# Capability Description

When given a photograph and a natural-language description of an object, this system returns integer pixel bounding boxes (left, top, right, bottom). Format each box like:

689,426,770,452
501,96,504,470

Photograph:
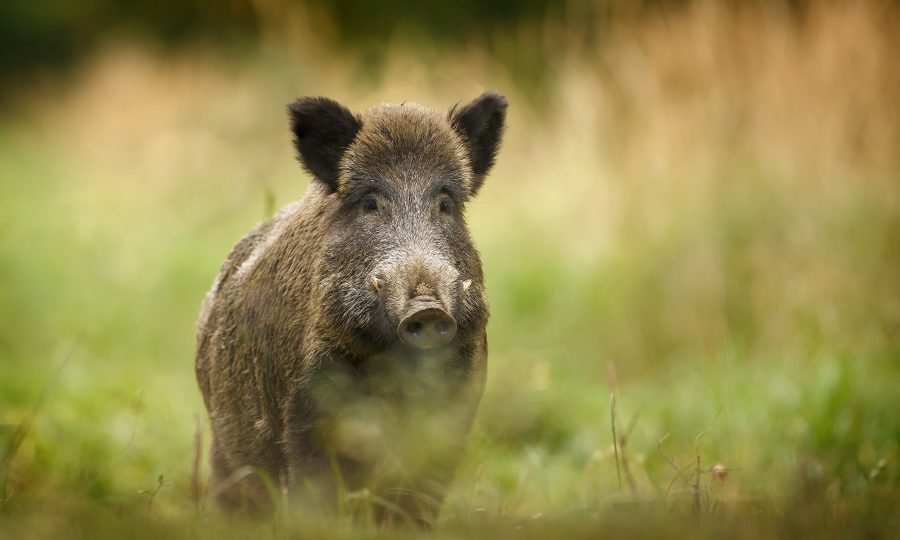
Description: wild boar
195,92,506,524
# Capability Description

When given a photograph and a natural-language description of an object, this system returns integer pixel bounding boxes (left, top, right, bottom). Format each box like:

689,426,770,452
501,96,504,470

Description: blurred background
1,0,898,537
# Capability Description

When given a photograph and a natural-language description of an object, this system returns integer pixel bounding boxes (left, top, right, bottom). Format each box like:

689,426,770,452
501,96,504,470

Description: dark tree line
0,0,825,83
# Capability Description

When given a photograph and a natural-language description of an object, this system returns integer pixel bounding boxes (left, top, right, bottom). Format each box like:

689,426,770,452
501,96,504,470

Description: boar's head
288,92,506,357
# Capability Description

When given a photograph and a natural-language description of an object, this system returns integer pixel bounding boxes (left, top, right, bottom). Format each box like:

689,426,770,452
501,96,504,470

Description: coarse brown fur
195,92,507,524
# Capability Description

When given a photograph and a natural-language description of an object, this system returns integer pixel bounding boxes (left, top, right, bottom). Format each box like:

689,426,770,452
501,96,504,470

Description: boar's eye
361,196,379,214
438,196,454,214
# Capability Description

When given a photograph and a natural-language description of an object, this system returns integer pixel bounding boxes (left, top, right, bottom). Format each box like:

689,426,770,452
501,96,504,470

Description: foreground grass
1,350,896,539
1,1,899,537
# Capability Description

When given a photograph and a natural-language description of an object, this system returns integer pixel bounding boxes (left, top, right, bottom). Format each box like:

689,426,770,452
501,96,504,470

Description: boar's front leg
282,355,372,508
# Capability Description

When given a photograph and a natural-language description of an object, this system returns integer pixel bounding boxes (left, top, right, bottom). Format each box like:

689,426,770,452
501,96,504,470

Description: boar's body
195,94,506,522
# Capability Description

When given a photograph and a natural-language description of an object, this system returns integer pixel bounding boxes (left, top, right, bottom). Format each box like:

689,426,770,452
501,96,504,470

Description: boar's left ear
449,91,508,195
288,97,361,192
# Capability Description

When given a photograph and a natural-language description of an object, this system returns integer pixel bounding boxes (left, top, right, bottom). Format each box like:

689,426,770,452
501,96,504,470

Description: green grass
2,1,899,537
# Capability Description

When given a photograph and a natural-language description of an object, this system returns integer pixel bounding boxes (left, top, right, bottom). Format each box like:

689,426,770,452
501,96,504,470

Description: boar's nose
398,296,457,350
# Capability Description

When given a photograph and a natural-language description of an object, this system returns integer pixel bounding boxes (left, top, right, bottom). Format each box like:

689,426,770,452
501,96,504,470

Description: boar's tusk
461,279,472,293
370,275,384,292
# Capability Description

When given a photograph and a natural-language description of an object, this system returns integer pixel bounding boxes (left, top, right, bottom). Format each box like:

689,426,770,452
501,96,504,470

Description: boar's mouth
397,296,457,350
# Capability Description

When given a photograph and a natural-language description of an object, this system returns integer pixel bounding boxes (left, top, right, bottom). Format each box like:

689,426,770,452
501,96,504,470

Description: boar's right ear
449,91,508,195
288,97,361,192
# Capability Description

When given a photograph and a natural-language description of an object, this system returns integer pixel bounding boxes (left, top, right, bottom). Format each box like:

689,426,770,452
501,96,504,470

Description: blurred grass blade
1,345,76,509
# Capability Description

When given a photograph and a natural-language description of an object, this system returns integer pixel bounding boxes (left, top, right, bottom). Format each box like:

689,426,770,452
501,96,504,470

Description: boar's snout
398,296,457,350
